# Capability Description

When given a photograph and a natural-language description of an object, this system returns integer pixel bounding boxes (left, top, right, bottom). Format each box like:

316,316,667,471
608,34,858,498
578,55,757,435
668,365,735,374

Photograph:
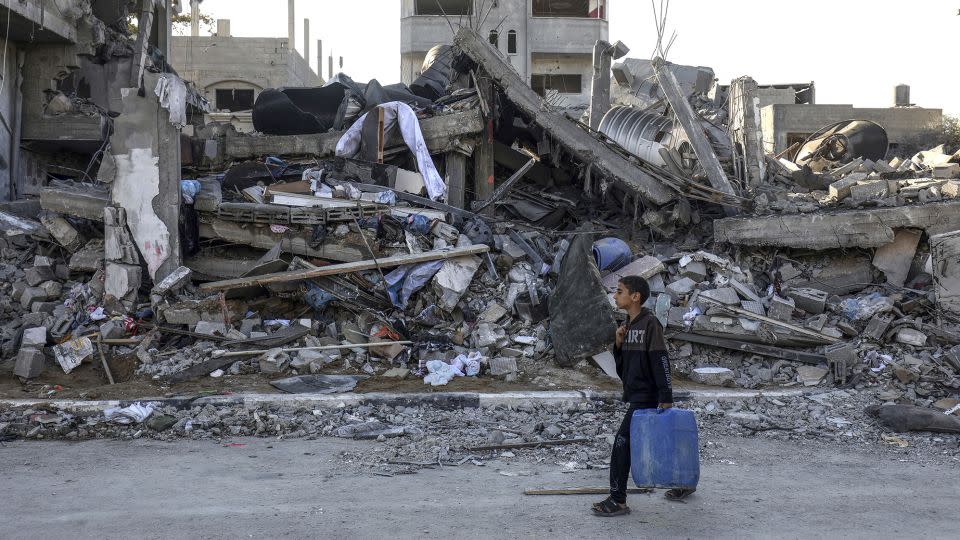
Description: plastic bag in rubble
423,359,464,386
841,293,893,321
403,214,433,236
683,306,702,328
180,179,201,204
450,351,484,377
376,190,397,205
385,260,444,308
104,402,155,424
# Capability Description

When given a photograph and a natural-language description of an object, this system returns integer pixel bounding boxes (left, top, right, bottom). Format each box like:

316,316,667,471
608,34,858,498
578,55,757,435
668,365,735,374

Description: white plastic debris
103,402,155,424
423,359,464,386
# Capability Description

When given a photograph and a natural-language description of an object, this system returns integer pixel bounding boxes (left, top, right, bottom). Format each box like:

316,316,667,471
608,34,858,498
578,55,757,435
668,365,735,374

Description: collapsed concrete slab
225,109,484,161
453,29,674,206
715,201,960,249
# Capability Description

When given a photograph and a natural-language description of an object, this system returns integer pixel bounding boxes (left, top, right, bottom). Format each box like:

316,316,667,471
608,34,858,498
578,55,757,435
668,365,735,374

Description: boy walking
592,276,691,516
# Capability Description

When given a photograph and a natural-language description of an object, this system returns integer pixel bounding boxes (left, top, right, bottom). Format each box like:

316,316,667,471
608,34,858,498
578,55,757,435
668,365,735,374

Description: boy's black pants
610,402,657,504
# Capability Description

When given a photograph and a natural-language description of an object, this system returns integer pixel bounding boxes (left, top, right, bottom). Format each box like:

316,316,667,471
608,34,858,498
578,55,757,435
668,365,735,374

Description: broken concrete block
864,313,894,341
151,266,192,296
824,341,857,383
161,306,202,326
382,367,410,379
768,295,795,321
104,262,142,306
14,348,45,379
930,230,960,315
12,281,26,302
796,365,828,386
933,163,960,179
699,287,739,306
24,266,55,287
39,280,62,299
98,320,126,340
69,239,105,272
31,302,57,314
666,277,697,298
488,357,519,376
729,278,761,302
787,288,828,315
259,349,289,374
690,366,734,386
850,180,889,202
805,314,828,331
680,261,708,282
829,172,868,200
39,213,85,252
21,312,46,327
601,256,666,291
20,287,49,309
872,228,921,287
895,328,927,347
481,302,509,323
21,327,48,348
194,321,228,336
893,365,919,384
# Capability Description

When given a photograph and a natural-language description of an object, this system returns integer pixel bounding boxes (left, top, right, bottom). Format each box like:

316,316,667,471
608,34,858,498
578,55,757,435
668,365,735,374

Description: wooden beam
445,152,468,210
199,245,490,292
471,158,536,213
454,28,674,206
653,58,738,213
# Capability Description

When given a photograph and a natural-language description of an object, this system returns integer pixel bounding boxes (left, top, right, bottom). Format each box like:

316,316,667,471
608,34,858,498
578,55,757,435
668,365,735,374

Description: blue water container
629,408,700,490
592,237,632,272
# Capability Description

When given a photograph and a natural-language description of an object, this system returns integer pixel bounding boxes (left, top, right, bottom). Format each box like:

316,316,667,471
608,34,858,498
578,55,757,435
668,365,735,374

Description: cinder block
850,180,889,202
21,327,48,348
24,266,55,287
787,287,829,314
20,287,49,309
14,348,45,379
768,295,795,321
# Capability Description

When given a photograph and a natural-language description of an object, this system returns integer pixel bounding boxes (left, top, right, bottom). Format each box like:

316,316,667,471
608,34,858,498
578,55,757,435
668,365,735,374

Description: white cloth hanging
335,101,447,201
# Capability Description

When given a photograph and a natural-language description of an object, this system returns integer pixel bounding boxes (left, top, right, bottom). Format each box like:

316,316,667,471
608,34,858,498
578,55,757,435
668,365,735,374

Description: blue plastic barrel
593,237,632,272
630,408,700,490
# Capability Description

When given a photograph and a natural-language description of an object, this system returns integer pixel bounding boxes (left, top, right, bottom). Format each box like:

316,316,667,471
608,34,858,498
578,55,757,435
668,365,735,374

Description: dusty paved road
1,435,956,539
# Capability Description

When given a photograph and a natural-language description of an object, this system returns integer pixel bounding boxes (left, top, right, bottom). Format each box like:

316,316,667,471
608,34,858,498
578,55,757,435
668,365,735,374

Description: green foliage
172,11,217,35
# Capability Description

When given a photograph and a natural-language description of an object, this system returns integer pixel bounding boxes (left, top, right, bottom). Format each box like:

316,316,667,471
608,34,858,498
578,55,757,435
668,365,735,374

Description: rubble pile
1,395,956,470
0,21,958,457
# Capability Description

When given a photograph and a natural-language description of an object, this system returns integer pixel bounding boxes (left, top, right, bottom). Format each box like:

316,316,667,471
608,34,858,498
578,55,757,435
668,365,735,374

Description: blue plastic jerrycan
629,408,700,490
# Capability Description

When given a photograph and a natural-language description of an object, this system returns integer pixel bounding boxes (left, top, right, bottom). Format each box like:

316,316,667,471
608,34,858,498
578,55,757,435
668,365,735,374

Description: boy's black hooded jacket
613,308,673,405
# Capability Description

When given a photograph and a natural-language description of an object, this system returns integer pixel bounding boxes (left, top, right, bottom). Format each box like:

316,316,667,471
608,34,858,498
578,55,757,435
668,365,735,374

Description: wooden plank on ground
199,245,489,292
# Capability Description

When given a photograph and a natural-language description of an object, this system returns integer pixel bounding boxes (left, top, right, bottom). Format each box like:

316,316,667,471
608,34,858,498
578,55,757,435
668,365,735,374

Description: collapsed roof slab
453,28,674,206
714,201,960,250
225,109,484,160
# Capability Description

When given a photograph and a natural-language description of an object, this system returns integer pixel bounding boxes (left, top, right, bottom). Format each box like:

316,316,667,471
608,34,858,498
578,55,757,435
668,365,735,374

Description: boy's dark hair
619,275,650,303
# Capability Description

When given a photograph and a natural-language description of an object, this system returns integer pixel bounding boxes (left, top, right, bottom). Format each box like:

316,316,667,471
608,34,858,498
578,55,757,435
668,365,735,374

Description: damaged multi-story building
2,0,202,295
170,0,322,132
401,0,608,108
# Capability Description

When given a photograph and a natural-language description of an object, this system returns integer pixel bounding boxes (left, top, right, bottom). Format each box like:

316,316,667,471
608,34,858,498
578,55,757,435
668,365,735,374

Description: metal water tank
597,106,674,166
894,84,911,107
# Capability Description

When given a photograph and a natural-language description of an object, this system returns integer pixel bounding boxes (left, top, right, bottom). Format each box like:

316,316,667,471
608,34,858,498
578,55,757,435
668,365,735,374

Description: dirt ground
0,354,626,400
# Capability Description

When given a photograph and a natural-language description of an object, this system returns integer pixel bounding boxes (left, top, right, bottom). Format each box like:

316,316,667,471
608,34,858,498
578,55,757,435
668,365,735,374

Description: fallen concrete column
726,76,766,189
454,29,674,206
40,187,110,222
715,201,960,249
225,109,484,161
102,71,182,282
653,57,738,211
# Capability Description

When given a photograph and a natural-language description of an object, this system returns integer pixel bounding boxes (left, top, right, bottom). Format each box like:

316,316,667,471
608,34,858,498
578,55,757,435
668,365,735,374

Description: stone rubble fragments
0,12,951,473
